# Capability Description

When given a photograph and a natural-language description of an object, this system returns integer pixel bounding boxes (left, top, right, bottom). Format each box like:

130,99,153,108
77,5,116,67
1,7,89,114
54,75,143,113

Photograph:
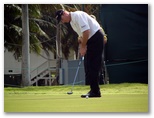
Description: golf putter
67,56,84,95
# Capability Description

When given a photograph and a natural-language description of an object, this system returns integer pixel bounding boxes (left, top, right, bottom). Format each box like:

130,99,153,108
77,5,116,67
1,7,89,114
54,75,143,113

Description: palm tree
4,4,71,85
4,4,46,59
22,4,30,86
5,4,101,60
4,4,101,85
4,4,56,86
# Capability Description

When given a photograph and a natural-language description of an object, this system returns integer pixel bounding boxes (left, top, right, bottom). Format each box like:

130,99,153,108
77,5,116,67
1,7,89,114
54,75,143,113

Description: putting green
4,83,148,112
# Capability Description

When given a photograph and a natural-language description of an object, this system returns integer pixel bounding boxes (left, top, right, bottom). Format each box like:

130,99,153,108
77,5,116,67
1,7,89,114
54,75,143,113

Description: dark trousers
84,30,104,93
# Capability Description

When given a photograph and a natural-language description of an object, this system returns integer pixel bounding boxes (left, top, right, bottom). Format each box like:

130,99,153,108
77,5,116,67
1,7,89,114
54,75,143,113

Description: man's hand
78,36,86,56
78,37,87,56
78,30,89,56
79,46,87,57
104,35,107,44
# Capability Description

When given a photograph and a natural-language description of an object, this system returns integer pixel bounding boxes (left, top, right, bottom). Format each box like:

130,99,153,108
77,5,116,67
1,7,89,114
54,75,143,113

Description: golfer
55,9,104,98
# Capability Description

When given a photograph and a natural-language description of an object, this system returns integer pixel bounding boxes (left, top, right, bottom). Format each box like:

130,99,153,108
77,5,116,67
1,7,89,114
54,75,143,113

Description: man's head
55,9,70,23
55,9,64,23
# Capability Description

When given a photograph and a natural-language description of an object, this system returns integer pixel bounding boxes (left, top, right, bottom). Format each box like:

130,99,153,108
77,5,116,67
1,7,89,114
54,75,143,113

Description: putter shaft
67,57,84,94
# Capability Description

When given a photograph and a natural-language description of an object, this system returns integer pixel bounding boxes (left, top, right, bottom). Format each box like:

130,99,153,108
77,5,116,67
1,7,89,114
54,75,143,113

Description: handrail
30,60,56,80
30,61,48,79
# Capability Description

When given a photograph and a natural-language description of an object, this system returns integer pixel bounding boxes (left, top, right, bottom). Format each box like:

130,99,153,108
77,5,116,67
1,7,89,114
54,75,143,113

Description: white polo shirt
70,11,101,39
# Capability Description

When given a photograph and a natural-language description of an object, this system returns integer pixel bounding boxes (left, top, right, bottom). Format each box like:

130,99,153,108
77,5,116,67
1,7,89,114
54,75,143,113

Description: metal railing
30,60,56,85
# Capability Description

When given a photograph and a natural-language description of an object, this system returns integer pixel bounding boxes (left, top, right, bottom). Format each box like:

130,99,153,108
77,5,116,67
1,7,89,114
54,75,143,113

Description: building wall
4,49,76,75
4,48,77,86
4,49,55,74
4,50,21,74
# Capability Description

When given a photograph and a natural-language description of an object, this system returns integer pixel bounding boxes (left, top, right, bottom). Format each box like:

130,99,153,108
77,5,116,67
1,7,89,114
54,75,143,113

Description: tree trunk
55,23,62,85
21,4,30,86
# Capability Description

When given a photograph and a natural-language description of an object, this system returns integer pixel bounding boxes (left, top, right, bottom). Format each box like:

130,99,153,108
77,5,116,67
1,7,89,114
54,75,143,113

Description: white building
4,49,77,86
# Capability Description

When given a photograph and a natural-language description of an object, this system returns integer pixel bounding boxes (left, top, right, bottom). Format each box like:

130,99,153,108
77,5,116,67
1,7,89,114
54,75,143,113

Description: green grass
4,83,148,112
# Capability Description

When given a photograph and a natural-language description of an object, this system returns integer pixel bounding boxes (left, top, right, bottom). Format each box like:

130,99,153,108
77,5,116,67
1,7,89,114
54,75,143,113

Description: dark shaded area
100,4,148,83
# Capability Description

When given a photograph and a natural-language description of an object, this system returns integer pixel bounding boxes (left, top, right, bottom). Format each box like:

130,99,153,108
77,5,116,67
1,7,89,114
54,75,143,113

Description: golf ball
86,96,89,99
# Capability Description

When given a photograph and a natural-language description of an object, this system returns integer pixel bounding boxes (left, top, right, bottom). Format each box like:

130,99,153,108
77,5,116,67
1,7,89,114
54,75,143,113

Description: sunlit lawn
4,83,148,112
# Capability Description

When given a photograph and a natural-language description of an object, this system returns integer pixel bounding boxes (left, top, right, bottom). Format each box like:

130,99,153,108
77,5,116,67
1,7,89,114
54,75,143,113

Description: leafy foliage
4,4,101,60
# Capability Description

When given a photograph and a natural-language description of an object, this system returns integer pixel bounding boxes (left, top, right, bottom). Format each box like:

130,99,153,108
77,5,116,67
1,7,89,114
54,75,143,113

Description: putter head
67,91,73,95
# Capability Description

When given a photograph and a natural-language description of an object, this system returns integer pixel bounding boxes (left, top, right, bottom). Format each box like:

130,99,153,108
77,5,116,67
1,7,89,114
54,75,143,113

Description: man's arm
81,30,90,47
79,30,90,56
